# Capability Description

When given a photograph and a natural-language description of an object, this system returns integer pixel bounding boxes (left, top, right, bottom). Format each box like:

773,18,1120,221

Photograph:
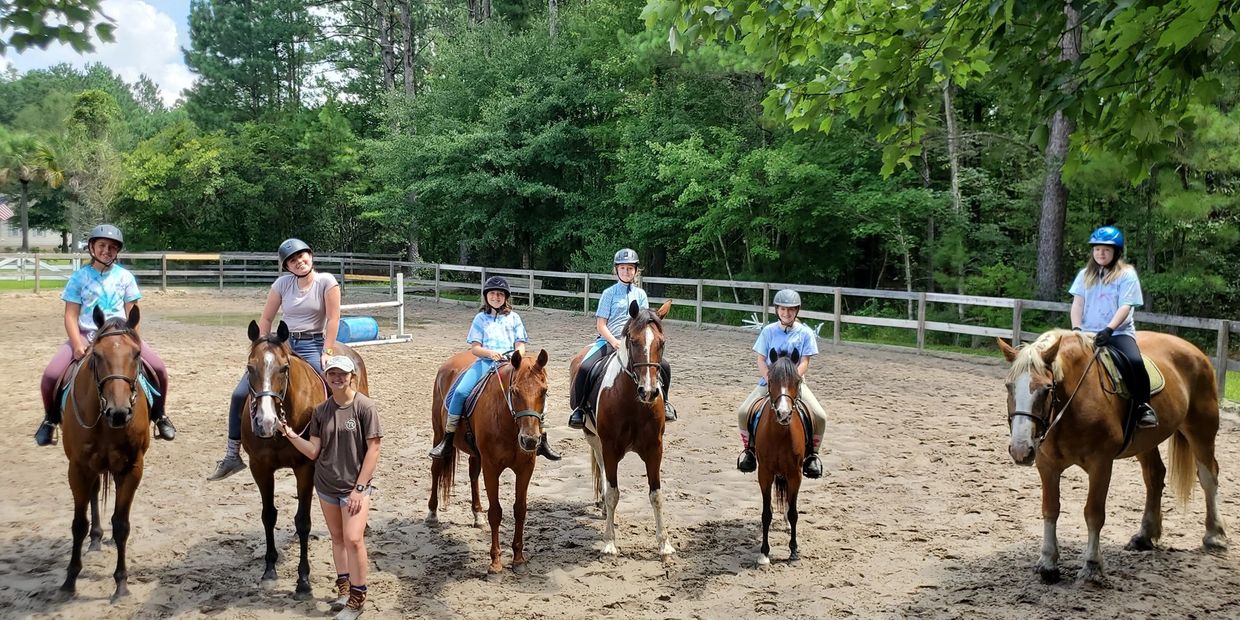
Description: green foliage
0,0,113,55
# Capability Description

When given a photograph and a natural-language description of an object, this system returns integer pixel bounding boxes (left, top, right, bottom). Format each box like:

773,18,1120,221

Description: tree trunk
943,80,962,215
19,180,30,253
400,0,415,97
483,0,492,19
1034,3,1081,300
549,0,558,37
377,0,395,91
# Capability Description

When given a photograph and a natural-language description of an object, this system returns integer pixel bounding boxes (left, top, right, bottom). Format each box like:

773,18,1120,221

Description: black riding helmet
278,238,312,271
482,275,511,296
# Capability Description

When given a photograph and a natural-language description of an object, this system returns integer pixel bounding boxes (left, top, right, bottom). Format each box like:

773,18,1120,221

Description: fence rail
3,252,1237,400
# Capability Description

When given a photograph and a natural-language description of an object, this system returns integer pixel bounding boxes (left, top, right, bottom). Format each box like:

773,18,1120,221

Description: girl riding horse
35,224,175,446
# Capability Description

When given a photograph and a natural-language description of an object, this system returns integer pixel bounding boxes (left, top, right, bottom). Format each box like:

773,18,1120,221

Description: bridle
1009,349,1100,442
494,359,545,423
75,325,141,429
247,345,302,436
619,321,664,390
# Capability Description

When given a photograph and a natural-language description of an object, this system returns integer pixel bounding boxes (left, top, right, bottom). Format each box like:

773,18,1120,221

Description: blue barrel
337,316,379,343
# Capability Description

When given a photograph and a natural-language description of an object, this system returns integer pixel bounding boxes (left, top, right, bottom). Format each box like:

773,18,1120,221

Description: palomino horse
427,349,550,575
751,348,808,565
569,299,675,559
59,306,151,602
998,329,1227,585
240,320,368,595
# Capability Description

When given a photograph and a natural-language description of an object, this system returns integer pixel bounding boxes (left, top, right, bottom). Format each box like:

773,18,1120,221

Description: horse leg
109,466,143,603
255,470,280,585
484,464,504,575
758,473,772,567
644,450,674,559
1126,448,1165,551
470,454,485,529
427,455,441,523
584,435,605,511
293,463,314,598
787,478,801,562
88,475,103,552
1181,422,1229,550
601,451,621,556
1035,462,1063,584
59,464,91,597
1078,461,1113,587
511,464,533,574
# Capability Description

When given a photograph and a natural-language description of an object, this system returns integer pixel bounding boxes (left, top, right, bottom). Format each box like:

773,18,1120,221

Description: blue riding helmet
1088,226,1124,250
613,248,639,265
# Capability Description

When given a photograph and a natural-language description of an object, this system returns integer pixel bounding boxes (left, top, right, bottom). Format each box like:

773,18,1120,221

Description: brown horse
240,320,368,595
998,329,1227,585
752,348,808,565
569,299,675,559
427,349,550,575
59,306,151,602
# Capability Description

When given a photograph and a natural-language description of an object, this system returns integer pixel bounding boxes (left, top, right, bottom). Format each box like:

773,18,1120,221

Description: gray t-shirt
308,393,383,496
272,272,339,333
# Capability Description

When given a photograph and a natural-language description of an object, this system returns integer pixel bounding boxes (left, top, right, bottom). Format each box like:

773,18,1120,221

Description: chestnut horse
427,349,550,575
58,306,152,602
569,299,675,559
240,320,368,595
998,329,1227,585
751,348,808,566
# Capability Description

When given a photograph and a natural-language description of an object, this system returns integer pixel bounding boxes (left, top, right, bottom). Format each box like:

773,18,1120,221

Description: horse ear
276,321,290,343
536,348,549,369
629,299,639,318
996,337,1019,362
92,305,105,330
1039,338,1062,365
790,347,800,365
768,348,778,365
248,320,260,342
655,299,672,319
127,305,141,329
510,350,523,368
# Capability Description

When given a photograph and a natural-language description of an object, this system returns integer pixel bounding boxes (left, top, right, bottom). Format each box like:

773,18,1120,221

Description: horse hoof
511,561,528,575
757,554,770,567
473,513,485,529
602,542,618,556
88,539,102,553
788,552,800,563
1077,562,1109,588
1037,566,1060,584
259,578,279,592
110,587,130,604
485,568,503,582
293,589,313,601
1125,535,1155,552
1204,534,1229,552
425,511,439,525
54,587,75,602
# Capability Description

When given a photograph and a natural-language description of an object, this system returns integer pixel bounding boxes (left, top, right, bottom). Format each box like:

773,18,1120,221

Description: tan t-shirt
308,393,383,496
271,272,339,333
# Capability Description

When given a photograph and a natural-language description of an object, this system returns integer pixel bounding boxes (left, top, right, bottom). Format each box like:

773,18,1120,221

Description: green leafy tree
0,0,114,54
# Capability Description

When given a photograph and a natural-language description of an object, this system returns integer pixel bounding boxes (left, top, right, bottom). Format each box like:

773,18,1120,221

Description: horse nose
107,407,132,428
519,434,539,452
1008,443,1035,465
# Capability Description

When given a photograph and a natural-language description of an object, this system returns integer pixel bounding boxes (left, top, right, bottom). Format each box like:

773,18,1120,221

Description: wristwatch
325,348,335,356
355,484,368,493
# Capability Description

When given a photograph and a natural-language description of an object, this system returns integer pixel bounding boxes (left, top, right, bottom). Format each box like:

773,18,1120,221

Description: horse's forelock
1007,329,1092,383
768,354,799,388
625,308,663,339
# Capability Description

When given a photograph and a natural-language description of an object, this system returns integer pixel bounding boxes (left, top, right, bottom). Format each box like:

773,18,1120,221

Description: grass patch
0,279,66,290
1227,371,1239,404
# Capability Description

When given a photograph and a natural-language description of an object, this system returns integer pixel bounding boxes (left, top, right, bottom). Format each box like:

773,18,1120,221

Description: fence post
389,262,395,296
762,283,770,325
833,289,842,346
339,257,346,295
218,256,224,290
479,267,487,304
396,272,406,338
1217,322,1230,402
1011,299,1023,345
434,264,441,301
529,271,535,309
695,279,703,326
33,256,40,293
916,292,927,353
161,254,168,292
583,274,590,313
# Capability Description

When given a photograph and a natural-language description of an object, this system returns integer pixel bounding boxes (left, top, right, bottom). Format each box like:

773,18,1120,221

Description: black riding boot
802,452,823,479
152,408,177,440
536,433,561,461
737,448,756,473
34,418,57,446
568,407,586,430
429,431,455,460
1136,403,1158,429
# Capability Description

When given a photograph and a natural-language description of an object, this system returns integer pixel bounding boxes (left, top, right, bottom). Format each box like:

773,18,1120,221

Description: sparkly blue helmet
1088,226,1124,251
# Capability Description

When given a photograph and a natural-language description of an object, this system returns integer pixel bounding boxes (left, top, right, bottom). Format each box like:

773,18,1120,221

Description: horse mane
624,306,664,337
768,352,799,387
1007,328,1094,382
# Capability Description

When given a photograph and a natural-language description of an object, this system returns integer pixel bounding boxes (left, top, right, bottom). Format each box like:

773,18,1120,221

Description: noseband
1009,349,1100,442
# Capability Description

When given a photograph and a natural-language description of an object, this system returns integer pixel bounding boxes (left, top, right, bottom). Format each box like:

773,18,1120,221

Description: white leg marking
650,489,675,556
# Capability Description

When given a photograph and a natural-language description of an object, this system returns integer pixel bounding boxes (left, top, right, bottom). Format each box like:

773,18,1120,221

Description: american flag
0,198,12,221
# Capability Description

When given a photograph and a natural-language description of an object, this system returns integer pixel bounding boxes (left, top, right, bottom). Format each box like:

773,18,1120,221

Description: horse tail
439,446,458,505
100,472,111,515
774,476,788,516
1168,430,1196,509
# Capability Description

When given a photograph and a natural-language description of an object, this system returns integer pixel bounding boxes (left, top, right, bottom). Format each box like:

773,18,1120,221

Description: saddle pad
1100,351,1166,398
460,364,503,419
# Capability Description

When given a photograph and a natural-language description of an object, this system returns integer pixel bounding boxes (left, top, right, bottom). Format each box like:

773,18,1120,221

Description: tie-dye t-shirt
62,263,142,341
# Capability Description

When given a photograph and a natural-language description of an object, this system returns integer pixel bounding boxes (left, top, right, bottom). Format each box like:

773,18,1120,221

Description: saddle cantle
1099,350,1165,398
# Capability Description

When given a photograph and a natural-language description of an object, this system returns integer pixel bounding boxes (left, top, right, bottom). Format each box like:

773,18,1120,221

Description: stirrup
737,448,756,473
567,408,586,430
802,453,823,479
1137,405,1158,429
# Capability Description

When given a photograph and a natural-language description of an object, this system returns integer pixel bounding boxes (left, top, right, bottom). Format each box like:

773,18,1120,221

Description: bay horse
998,329,1227,585
240,320,368,595
59,306,151,602
569,299,675,559
751,348,808,566
427,349,550,575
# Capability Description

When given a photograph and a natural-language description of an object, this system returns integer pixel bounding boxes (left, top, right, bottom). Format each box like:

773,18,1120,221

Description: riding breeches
1107,334,1152,406
735,382,827,439
447,358,496,419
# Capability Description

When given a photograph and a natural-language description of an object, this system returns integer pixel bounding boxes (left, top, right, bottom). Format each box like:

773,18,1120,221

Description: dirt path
1,288,1237,619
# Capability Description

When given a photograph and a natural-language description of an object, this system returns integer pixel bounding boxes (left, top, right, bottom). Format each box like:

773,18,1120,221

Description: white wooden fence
3,252,1237,400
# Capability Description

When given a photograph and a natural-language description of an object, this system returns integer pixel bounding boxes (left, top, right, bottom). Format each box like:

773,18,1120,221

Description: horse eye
281,365,290,373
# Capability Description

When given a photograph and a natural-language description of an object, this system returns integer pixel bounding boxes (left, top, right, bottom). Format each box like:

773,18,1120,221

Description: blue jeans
228,336,324,441
446,358,496,419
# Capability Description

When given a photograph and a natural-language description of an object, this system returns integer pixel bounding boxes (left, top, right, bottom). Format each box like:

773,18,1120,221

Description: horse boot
737,448,757,473
802,452,823,479
429,431,455,460
1136,403,1158,429
536,433,561,461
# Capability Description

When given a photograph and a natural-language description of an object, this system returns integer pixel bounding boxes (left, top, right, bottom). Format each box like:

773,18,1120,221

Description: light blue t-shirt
753,321,819,386
467,311,529,352
62,263,142,341
1068,267,1143,336
595,281,648,342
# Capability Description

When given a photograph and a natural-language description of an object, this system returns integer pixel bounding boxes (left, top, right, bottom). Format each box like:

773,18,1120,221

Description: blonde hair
1082,257,1131,288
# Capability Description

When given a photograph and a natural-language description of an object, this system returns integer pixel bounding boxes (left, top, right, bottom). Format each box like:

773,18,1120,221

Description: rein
1010,348,1101,441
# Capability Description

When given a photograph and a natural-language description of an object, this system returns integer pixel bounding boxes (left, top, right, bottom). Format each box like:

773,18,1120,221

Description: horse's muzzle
1008,443,1037,466
518,433,539,453
105,407,132,429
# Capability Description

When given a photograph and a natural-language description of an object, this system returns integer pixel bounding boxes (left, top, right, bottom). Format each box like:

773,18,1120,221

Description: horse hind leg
758,476,773,567
427,456,442,524
88,475,104,552
470,455,485,529
1126,448,1166,551
1177,418,1229,550
601,454,620,556
109,468,144,603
